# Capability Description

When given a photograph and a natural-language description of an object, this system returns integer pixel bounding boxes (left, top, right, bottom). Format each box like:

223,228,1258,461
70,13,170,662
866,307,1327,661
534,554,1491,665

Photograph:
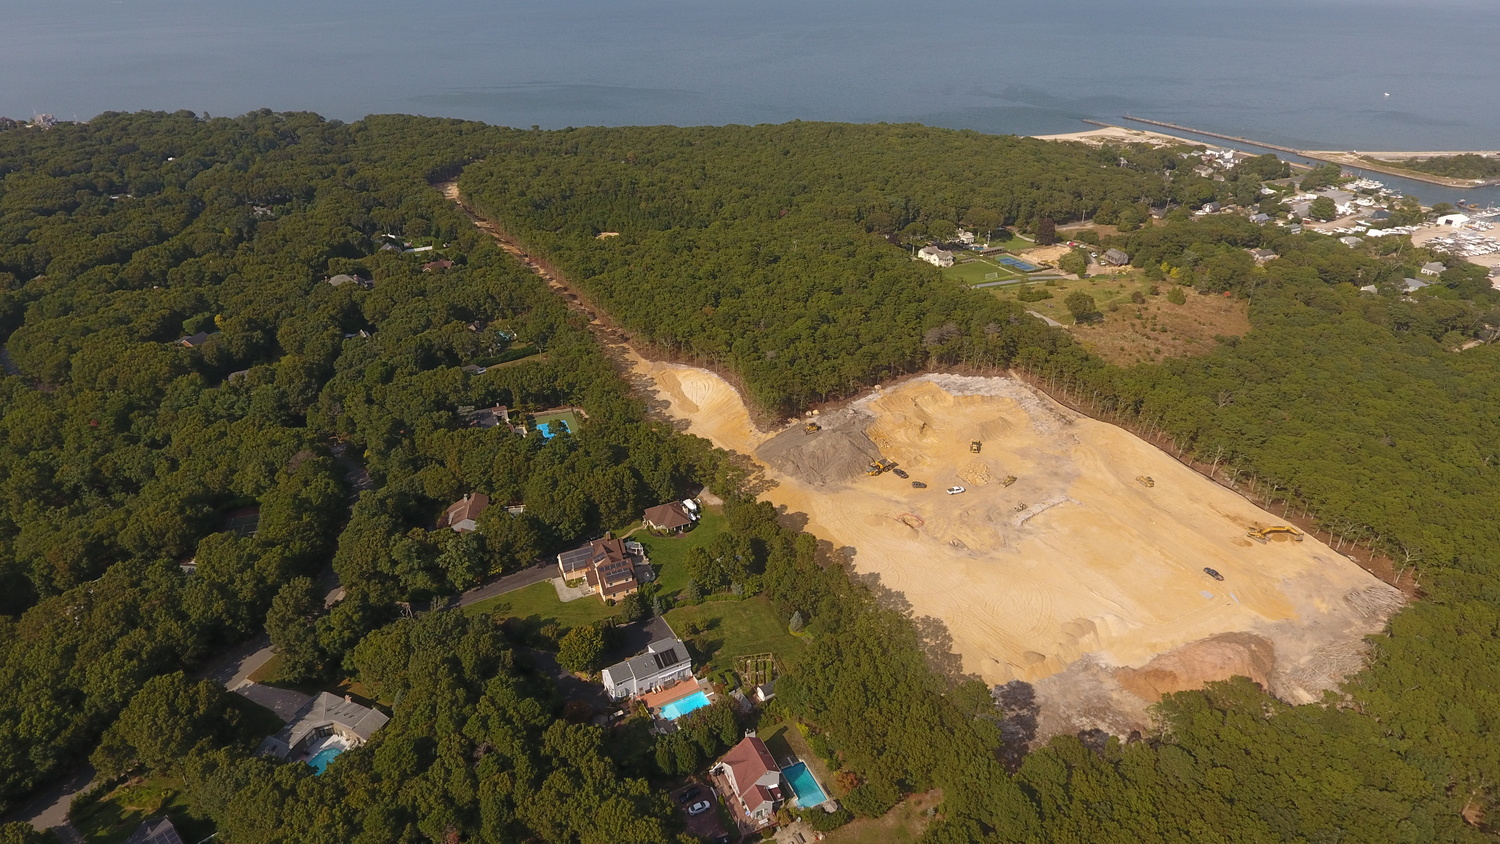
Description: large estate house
714,734,784,827
917,245,954,268
601,638,694,699
557,536,649,599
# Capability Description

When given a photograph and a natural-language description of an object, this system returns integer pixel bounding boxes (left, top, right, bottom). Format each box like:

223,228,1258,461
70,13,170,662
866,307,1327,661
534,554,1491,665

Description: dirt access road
441,182,1404,734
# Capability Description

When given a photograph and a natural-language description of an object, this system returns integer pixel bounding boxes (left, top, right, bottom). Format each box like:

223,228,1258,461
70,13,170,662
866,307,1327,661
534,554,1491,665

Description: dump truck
1247,525,1304,544
866,459,897,476
1136,475,1155,488
804,422,821,434
970,441,982,453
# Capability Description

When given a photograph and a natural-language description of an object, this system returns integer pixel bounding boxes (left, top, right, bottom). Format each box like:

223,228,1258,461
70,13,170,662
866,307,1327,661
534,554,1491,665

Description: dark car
676,786,701,805
911,481,927,488
688,800,713,816
711,837,732,844
893,468,909,479
1203,567,1224,581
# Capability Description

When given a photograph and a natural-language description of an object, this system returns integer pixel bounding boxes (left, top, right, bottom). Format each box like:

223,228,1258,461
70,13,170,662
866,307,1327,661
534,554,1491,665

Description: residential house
1101,248,1130,267
1193,165,1215,179
1339,236,1364,248
1248,212,1271,224
601,638,693,699
557,536,647,599
715,735,784,827
444,493,490,532
177,330,217,348
124,818,184,844
1247,248,1278,265
1200,201,1221,214
1367,209,1393,222
643,500,697,534
1420,261,1446,277
1287,223,1304,234
955,230,976,245
917,245,954,268
1402,278,1432,293
422,259,454,272
326,273,371,288
259,692,389,761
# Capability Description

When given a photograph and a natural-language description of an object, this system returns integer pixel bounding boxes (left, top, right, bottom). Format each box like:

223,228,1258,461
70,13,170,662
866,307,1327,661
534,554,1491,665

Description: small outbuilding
1101,248,1130,267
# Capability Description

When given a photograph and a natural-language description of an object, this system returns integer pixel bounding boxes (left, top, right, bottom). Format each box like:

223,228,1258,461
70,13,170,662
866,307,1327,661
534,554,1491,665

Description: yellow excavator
804,422,821,434
1136,475,1155,488
1247,525,1304,544
970,441,983,453
866,459,897,476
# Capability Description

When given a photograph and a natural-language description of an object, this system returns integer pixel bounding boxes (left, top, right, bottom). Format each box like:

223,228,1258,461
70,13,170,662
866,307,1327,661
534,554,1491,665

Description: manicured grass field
531,409,584,436
462,579,621,637
941,256,1026,286
634,507,727,600
991,273,1143,322
665,596,805,674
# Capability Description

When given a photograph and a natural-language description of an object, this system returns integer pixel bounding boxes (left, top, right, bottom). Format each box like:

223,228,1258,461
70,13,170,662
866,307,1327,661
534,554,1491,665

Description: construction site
630,359,1405,738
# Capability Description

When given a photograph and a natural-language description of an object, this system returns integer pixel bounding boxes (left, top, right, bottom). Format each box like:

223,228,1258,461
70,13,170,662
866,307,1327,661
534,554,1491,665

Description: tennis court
996,255,1044,272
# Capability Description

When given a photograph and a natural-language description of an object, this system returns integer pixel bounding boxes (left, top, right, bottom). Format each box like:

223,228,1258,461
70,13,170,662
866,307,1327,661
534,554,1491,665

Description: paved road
455,563,556,608
1027,309,1066,327
2,765,94,835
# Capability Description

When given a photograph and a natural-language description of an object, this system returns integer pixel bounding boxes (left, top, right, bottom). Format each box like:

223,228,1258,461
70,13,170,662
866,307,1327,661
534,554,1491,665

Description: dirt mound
757,413,881,486
1114,632,1276,701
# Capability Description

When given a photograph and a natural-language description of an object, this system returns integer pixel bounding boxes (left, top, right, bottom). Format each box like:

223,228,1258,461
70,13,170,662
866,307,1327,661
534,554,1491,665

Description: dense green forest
1382,153,1500,181
1,113,1498,844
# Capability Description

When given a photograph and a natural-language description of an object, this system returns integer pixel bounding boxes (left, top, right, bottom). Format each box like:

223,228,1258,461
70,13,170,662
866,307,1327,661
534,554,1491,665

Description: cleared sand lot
630,357,1404,729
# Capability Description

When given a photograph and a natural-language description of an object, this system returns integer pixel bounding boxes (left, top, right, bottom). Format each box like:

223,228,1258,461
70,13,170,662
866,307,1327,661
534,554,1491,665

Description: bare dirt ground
442,181,1403,739
627,365,1403,736
1031,126,1188,148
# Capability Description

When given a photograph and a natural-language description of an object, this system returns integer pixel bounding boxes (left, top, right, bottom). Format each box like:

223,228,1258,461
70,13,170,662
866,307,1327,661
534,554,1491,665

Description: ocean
4,0,1499,201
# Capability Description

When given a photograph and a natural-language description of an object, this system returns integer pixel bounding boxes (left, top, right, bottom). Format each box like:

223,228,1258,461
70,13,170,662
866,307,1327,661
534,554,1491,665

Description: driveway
455,562,556,608
672,783,729,842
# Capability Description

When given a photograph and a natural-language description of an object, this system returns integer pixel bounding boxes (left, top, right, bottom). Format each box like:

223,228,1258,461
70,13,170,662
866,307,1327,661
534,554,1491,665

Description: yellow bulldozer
1000,475,1017,487
970,441,982,453
804,422,821,434
866,459,897,476
1247,525,1304,544
1136,475,1155,488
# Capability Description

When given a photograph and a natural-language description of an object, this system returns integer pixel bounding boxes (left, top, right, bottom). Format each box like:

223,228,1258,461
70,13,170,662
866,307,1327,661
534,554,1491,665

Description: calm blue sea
4,0,1498,201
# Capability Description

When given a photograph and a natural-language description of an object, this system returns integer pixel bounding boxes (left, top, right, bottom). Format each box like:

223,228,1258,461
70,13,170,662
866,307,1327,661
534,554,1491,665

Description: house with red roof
713,734,784,827
556,536,648,600
444,493,490,533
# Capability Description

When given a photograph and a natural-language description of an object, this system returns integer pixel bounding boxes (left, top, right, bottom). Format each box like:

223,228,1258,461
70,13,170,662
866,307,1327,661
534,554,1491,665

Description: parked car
688,800,713,816
911,481,927,488
946,486,966,495
677,786,702,805
892,467,909,479
1203,567,1224,581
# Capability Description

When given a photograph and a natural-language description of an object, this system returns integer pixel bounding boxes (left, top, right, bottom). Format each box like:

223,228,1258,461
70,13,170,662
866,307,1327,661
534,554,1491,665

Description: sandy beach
1031,125,1190,148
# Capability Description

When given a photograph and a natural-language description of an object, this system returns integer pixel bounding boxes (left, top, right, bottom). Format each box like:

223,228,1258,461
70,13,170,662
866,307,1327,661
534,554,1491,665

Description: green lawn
665,596,805,675
940,255,1025,286
634,506,727,601
71,777,215,844
531,409,585,437
461,578,621,639
992,273,1145,322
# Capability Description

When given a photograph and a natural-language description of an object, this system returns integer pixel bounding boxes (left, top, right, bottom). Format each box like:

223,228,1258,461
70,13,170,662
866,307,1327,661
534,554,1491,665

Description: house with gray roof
602,638,694,699
1101,248,1130,267
1420,261,1446,277
124,818,183,844
260,692,388,760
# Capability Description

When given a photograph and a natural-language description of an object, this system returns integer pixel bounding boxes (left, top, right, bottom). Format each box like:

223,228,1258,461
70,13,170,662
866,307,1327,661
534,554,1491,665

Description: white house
1420,262,1446,277
917,245,954,268
956,230,976,245
601,638,693,699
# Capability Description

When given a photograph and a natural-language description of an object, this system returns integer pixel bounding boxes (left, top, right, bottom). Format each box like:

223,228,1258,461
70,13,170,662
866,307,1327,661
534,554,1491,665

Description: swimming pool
658,690,712,720
307,746,344,775
537,420,571,439
783,761,828,807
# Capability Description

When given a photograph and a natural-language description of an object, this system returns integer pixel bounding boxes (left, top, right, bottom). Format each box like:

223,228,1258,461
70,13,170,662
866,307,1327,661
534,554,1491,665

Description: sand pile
757,411,881,486
1114,632,1277,700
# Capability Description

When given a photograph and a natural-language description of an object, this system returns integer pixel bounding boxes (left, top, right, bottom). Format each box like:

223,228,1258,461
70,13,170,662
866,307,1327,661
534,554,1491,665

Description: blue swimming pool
658,690,711,720
537,420,571,439
307,747,344,775
783,761,828,807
